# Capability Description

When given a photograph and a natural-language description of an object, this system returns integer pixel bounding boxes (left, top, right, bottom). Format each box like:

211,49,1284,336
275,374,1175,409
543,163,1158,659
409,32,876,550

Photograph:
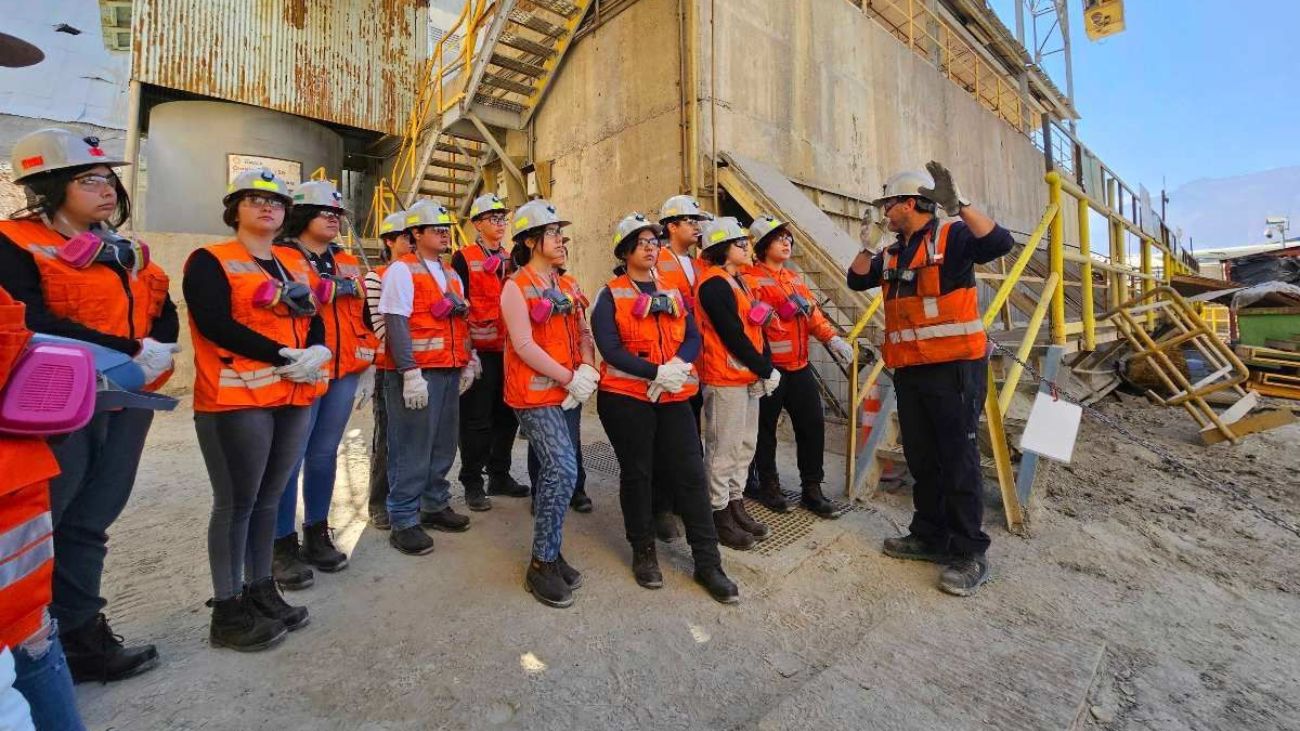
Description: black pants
893,358,991,557
458,350,519,486
650,391,703,516
747,365,825,488
597,391,721,569
368,368,390,511
528,405,586,494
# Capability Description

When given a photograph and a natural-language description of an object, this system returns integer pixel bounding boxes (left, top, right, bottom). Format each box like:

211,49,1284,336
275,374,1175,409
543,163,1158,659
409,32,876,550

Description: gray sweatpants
702,384,760,510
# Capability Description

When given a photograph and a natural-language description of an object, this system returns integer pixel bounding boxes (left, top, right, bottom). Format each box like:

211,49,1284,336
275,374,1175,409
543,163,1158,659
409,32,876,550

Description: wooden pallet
1249,378,1300,401
1236,344,1300,370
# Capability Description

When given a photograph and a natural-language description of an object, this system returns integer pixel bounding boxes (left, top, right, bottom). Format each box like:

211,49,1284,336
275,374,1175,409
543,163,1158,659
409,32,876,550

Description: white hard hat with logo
10,128,128,183
379,211,410,237
224,168,292,205
404,199,454,229
612,212,660,255
511,199,570,241
871,169,936,207
293,180,348,214
748,214,789,244
469,193,510,220
701,216,749,253
658,194,708,224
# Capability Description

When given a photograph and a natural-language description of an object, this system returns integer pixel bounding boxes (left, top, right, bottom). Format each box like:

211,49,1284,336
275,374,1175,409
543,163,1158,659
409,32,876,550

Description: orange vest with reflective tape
598,274,699,403
743,262,838,371
396,253,471,370
503,266,584,409
286,245,378,379
694,266,764,387
461,242,508,352
655,246,701,313
0,218,173,391
881,222,986,368
187,242,326,413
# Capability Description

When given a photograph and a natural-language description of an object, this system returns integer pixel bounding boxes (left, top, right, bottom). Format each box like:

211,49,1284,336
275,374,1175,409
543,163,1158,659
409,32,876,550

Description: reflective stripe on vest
0,512,53,589
463,242,507,351
886,318,984,344
398,254,471,369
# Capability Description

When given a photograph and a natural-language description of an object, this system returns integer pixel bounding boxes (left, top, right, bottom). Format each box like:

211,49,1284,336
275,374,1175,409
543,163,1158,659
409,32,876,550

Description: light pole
1265,217,1290,249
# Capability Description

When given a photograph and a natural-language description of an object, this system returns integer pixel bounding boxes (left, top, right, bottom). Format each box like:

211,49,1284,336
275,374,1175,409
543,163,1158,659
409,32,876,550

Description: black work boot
525,557,574,608
60,613,159,684
464,484,492,512
570,489,593,513
654,512,681,542
693,565,740,604
389,525,435,555
243,577,309,631
368,503,390,530
207,596,287,653
939,555,991,597
419,506,471,532
488,473,530,498
301,521,349,572
745,472,789,513
800,482,846,519
632,544,664,589
882,534,950,563
729,499,770,540
272,533,315,590
712,508,756,551
556,553,583,590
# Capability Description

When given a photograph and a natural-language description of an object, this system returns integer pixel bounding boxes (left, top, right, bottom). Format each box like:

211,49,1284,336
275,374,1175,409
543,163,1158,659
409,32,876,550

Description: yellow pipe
1140,238,1153,329
1078,196,1095,351
982,202,1058,327
1045,172,1066,344
998,272,1059,415
846,292,884,342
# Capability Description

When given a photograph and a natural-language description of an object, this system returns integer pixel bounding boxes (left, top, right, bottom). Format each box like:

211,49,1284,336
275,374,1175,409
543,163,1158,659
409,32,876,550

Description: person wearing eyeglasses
449,195,528,512
741,216,855,519
265,181,379,590
0,128,178,683
591,214,737,602
184,169,327,651
694,217,778,552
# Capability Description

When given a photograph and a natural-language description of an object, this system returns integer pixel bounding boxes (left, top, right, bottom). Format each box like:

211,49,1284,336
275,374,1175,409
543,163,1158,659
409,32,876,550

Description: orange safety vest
279,244,378,379
369,264,395,371
694,266,765,387
0,288,61,651
395,253,472,370
598,273,699,403
654,246,701,312
461,241,509,352
744,262,837,372
187,241,326,413
503,266,585,409
0,218,173,391
881,222,986,369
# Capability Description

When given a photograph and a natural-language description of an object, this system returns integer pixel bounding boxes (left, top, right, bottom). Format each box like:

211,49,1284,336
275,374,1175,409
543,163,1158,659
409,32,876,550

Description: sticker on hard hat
405,214,420,225
437,214,451,223
515,217,529,230
20,155,44,170
710,229,727,242
381,223,395,232
252,180,279,191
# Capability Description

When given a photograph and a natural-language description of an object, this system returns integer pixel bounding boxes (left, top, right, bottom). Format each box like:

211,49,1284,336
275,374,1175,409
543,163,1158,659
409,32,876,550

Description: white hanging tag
1019,390,1082,463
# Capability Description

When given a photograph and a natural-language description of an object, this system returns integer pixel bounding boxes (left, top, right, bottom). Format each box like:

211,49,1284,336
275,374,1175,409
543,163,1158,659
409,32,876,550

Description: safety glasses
71,173,119,192
241,195,287,210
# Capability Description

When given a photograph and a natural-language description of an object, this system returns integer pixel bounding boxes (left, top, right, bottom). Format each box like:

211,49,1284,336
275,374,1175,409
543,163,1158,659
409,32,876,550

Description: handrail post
1106,177,1122,310
1078,196,1095,350
1140,237,1153,330
1046,172,1066,344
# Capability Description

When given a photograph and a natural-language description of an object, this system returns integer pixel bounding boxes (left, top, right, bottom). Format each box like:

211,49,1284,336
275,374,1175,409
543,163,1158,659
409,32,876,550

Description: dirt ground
73,394,1300,730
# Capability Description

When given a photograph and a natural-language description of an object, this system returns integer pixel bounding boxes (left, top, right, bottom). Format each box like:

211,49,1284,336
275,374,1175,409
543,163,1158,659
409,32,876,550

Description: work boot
800,482,846,519
525,557,575,608
939,555,990,597
243,577,309,631
271,533,315,590
729,499,770,540
556,553,583,590
389,525,435,555
693,565,740,604
654,511,681,543
745,472,788,513
488,473,530,498
420,506,471,532
712,508,756,551
465,484,492,512
301,521,349,572
207,596,286,653
570,488,593,513
882,534,950,563
60,613,159,684
368,503,390,530
632,544,664,589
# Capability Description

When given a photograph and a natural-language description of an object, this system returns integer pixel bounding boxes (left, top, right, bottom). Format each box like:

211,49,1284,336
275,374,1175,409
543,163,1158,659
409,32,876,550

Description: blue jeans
276,373,360,537
515,406,578,561
528,406,585,494
383,369,459,530
11,627,86,731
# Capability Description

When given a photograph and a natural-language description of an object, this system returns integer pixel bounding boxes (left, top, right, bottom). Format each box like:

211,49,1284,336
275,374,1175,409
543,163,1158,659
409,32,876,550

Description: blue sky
987,0,1300,192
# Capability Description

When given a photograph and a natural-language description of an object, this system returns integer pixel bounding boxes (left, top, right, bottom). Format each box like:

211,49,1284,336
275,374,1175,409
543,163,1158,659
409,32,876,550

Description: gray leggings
195,406,313,600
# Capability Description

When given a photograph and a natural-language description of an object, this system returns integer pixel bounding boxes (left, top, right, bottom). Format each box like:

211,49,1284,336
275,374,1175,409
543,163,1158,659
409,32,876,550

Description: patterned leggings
515,405,578,561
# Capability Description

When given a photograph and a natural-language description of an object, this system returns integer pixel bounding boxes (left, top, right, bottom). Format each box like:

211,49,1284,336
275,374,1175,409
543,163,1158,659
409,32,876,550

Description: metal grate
743,491,863,556
581,440,621,477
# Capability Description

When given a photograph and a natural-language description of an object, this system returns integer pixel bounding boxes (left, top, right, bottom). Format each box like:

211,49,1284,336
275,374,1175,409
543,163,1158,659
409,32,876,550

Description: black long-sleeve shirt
698,273,773,379
450,240,508,301
182,248,324,366
847,219,1015,294
0,232,180,355
590,279,702,379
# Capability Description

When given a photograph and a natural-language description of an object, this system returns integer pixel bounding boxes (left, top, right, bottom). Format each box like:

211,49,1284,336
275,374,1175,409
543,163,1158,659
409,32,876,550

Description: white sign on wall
226,154,302,190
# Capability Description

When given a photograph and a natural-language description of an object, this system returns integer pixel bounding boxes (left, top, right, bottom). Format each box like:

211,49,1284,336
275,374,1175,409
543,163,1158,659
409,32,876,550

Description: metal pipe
1046,172,1066,344
1078,195,1095,350
122,79,143,223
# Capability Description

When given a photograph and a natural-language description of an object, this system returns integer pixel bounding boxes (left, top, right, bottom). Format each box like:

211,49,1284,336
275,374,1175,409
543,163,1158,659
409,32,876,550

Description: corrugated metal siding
133,0,425,135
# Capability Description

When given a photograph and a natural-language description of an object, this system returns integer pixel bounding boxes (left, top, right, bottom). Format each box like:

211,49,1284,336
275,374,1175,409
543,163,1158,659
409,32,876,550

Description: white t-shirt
677,253,697,285
378,258,457,317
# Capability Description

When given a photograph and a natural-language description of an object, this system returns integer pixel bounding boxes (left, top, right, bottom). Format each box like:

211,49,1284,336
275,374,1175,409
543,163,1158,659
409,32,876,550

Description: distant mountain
1168,166,1300,250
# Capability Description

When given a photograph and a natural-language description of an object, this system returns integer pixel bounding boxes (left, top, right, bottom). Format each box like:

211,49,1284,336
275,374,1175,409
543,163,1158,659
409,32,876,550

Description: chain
984,338,1300,539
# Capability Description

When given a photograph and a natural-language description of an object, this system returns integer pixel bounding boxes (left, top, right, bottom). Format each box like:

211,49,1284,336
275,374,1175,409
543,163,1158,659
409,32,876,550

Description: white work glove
653,357,692,394
860,206,888,253
918,160,970,217
468,350,483,380
762,368,782,397
274,344,331,383
402,368,429,410
646,382,665,403
458,365,476,395
563,363,599,409
134,338,179,372
353,366,376,410
826,336,854,363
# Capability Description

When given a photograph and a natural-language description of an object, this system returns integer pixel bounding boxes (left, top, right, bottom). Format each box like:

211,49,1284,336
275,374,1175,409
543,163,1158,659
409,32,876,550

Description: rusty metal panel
133,0,425,135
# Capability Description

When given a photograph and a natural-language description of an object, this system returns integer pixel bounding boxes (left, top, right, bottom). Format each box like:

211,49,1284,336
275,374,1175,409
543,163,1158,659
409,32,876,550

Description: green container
1236,307,1300,347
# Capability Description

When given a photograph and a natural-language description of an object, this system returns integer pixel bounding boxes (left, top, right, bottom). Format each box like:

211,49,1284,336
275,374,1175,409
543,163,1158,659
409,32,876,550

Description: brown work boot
730,499,770,540
712,508,756,551
746,472,789,513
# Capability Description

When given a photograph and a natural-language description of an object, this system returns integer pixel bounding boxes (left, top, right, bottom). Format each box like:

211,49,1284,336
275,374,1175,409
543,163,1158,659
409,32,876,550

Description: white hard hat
748,214,788,244
701,216,749,252
379,211,410,237
404,199,454,229
871,169,936,207
292,180,348,213
224,168,292,205
512,199,570,240
469,193,510,220
612,212,660,253
10,128,128,183
658,194,708,223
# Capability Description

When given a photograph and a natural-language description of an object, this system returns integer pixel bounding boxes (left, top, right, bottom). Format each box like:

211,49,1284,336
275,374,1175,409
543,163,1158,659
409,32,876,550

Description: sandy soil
72,395,1300,730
